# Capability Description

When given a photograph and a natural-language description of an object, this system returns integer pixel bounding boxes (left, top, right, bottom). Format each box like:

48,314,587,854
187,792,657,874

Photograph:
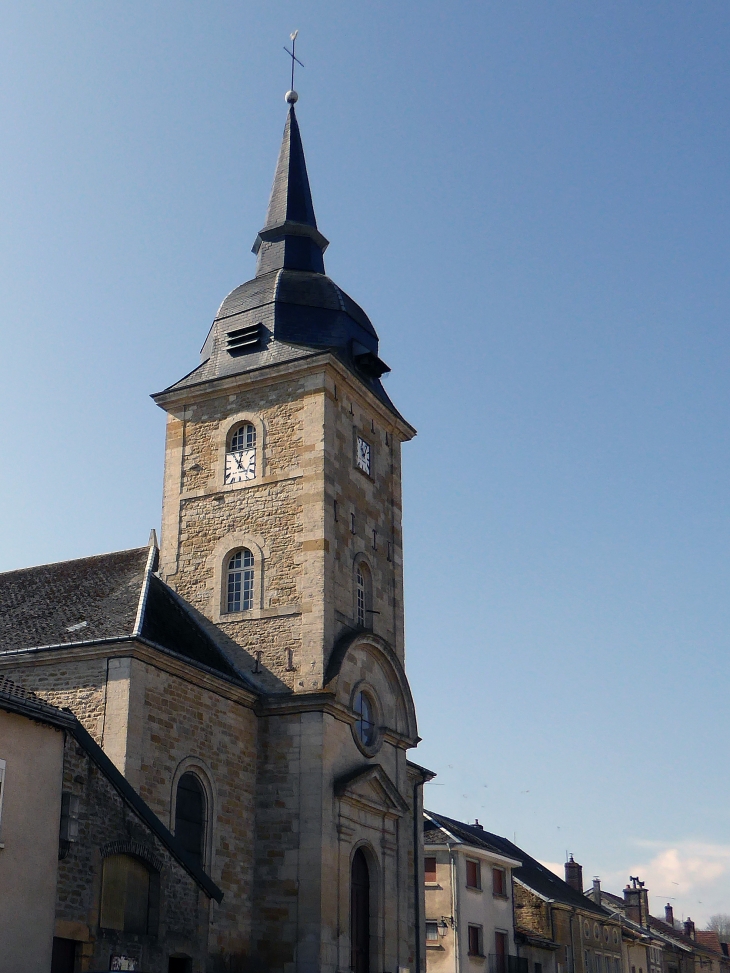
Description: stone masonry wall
57,732,209,973
514,882,551,937
0,656,108,741
126,659,258,960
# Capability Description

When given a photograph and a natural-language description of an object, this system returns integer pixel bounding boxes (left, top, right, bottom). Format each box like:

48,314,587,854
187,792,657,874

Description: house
0,674,220,973
424,814,622,973
0,90,431,973
594,879,730,973
423,812,522,973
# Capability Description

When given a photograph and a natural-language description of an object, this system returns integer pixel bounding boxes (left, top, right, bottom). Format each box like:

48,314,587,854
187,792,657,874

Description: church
0,91,431,973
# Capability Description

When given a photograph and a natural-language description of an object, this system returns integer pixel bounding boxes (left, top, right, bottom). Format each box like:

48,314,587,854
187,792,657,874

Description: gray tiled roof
0,543,242,682
0,546,148,650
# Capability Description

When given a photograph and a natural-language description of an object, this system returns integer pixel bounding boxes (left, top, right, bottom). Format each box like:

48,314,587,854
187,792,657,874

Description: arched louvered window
355,562,372,629
227,549,254,613
175,773,205,868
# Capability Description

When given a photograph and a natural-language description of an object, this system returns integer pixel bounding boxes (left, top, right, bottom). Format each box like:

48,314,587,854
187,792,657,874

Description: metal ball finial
285,90,299,104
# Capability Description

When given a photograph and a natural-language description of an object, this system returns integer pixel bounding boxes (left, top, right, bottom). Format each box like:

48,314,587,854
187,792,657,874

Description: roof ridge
0,544,148,579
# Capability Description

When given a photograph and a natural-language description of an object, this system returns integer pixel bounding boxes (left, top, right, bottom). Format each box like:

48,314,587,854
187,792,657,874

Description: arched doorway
350,849,370,973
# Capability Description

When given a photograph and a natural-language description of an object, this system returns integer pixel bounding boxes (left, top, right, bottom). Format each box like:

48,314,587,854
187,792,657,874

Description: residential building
423,812,522,973
424,814,622,973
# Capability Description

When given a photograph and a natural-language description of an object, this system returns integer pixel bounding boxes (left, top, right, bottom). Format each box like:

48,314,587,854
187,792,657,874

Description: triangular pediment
334,764,409,818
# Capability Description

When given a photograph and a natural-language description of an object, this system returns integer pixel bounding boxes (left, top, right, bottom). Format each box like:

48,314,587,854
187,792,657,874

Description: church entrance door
350,849,370,973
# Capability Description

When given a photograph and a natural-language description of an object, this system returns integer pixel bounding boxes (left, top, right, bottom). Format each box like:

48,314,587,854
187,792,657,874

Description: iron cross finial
284,30,304,104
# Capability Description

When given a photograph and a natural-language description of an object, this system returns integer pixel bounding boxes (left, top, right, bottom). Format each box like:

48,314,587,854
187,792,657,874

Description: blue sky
1,1,729,923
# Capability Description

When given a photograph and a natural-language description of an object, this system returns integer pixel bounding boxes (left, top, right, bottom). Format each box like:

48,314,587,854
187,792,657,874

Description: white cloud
599,841,730,925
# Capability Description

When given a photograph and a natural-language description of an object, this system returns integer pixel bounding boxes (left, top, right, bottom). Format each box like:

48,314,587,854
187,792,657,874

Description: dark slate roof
0,542,242,683
425,810,608,916
0,546,148,650
140,574,239,679
154,106,406,424
0,675,222,902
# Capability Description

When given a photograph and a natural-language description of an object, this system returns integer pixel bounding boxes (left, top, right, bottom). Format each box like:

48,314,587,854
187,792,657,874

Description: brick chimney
684,919,695,940
565,855,584,893
665,904,674,927
624,877,649,927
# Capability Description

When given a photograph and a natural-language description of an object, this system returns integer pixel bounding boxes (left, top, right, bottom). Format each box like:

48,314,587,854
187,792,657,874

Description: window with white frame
227,549,254,612
426,921,440,942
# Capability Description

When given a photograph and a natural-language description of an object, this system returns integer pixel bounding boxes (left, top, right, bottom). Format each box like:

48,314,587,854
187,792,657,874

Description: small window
175,773,205,868
426,921,440,942
493,866,506,896
468,925,483,956
227,549,254,613
466,858,481,889
100,854,153,934
424,856,437,883
353,690,376,747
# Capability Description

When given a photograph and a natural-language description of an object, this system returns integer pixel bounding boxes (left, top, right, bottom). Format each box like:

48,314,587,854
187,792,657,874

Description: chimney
473,820,484,830
565,855,584,893
665,904,674,927
592,878,602,905
684,919,695,940
624,877,649,927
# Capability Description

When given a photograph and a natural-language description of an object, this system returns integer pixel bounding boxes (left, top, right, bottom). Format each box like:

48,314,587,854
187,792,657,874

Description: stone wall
57,731,210,973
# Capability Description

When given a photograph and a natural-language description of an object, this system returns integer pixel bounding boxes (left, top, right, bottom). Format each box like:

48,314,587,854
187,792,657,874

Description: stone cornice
153,352,416,440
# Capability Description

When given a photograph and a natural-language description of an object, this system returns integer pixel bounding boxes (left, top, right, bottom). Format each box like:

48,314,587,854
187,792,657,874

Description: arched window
355,562,372,629
100,854,154,934
225,422,257,484
351,849,370,973
353,691,376,748
175,773,206,868
227,549,254,612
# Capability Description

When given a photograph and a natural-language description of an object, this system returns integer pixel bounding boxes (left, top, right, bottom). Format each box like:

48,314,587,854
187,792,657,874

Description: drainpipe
414,778,424,973
450,843,461,973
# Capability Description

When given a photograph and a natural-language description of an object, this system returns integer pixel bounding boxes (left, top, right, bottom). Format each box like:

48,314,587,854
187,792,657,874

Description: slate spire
252,105,329,277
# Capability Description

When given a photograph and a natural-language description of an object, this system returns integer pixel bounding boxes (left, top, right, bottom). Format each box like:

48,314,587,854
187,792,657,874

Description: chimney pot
665,904,674,927
473,820,483,830
592,878,602,905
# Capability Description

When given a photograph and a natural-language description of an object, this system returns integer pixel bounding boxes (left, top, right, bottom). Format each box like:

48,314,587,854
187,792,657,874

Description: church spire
252,104,329,277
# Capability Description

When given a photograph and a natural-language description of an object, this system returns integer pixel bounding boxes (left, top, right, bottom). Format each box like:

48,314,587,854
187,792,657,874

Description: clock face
356,436,371,475
225,448,256,484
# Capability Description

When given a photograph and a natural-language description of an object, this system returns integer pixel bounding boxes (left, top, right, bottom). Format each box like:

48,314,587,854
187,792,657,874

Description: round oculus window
604,928,610,943
584,922,591,938
594,924,600,940
613,930,620,945
354,690,377,748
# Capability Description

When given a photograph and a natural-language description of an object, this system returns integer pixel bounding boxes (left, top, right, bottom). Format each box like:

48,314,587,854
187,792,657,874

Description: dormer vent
227,323,264,356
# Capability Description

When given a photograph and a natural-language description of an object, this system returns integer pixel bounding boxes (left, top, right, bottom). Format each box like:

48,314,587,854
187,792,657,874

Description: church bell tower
153,99,416,694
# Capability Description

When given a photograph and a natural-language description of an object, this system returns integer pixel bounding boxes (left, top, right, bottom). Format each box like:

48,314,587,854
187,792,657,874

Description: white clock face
356,436,371,476
225,448,256,484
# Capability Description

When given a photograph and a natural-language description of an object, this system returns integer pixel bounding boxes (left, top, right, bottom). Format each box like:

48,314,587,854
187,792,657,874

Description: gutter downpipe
414,777,423,973
450,842,461,973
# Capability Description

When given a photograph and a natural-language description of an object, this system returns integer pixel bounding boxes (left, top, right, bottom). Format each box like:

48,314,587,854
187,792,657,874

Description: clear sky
1,1,729,925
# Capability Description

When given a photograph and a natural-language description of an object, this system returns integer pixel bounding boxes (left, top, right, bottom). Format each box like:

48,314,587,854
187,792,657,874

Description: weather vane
283,30,303,104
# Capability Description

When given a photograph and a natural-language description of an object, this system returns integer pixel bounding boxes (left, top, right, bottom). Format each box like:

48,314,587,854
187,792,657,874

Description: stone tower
154,104,415,694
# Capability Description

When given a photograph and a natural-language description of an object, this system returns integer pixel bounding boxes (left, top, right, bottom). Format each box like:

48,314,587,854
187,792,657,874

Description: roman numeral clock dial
225,448,256,484
356,436,371,476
